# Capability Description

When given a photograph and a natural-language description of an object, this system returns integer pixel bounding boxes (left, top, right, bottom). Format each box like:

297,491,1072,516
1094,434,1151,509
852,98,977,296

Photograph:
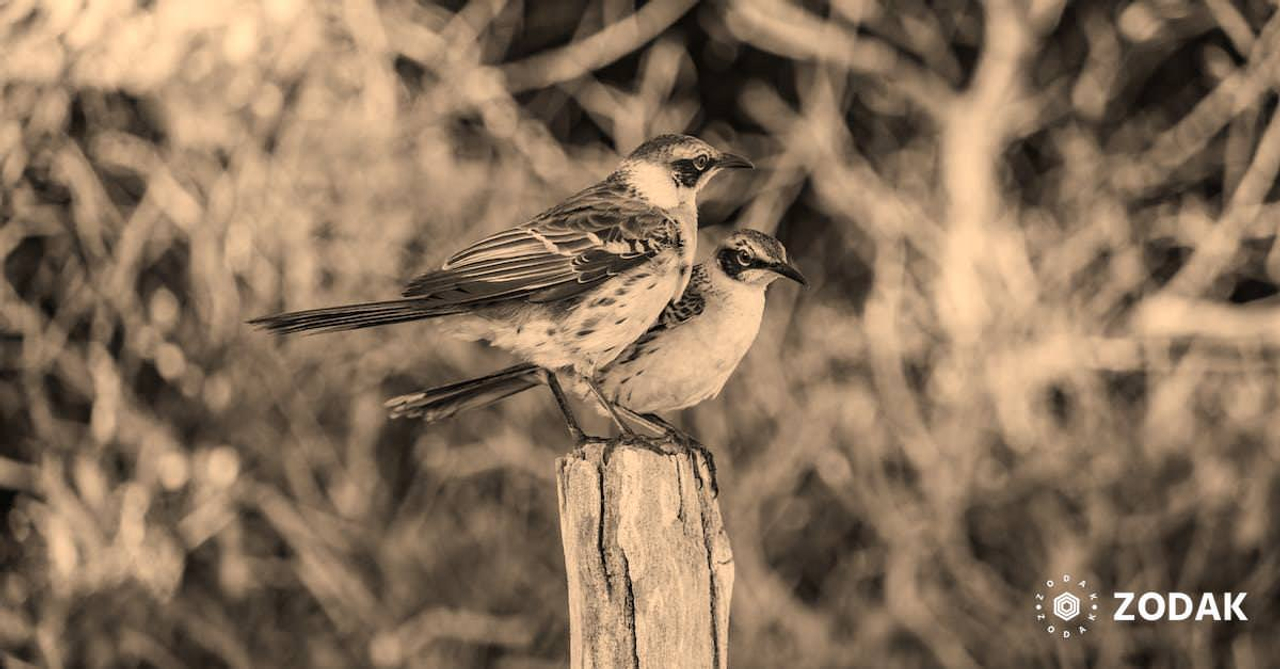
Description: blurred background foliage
3,0,1280,666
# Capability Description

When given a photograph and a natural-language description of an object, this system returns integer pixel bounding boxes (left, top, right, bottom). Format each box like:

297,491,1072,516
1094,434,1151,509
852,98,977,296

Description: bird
250,135,753,434
383,229,807,490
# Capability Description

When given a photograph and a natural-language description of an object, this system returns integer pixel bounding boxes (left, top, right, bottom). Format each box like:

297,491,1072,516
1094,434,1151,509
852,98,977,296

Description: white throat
624,162,686,210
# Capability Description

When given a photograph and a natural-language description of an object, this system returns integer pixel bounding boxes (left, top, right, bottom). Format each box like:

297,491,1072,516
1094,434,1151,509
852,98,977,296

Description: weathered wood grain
557,439,733,669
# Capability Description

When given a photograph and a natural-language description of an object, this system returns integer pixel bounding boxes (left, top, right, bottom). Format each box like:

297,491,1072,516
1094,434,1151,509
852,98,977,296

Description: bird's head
617,134,753,209
712,229,807,288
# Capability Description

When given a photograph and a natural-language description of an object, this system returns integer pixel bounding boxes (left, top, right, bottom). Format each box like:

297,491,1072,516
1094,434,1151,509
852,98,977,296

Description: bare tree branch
725,0,956,120
499,0,698,93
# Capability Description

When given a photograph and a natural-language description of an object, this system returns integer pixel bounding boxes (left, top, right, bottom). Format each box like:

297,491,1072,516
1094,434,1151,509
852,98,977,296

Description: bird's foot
664,430,718,497
569,427,609,446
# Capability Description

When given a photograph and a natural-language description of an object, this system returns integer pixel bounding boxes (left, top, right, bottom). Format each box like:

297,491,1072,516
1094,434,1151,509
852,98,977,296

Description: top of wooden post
556,439,734,669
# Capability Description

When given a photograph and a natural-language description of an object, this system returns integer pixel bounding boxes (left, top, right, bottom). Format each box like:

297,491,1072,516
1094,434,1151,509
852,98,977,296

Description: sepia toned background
3,0,1280,666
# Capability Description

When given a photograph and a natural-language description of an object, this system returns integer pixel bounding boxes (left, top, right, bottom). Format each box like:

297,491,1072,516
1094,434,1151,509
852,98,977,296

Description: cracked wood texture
556,440,734,669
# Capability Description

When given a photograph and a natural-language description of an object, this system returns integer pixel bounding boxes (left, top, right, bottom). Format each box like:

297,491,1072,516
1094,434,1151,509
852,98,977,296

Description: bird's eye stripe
672,159,702,187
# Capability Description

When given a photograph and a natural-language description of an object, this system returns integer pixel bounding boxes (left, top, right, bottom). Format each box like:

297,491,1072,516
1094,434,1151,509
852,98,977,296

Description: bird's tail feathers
249,298,464,336
385,363,543,422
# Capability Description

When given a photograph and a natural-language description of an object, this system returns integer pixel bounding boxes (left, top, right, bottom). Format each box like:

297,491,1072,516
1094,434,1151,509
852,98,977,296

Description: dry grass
3,0,1280,667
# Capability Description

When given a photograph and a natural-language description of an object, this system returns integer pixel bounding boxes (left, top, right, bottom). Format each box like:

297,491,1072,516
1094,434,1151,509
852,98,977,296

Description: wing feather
401,179,677,305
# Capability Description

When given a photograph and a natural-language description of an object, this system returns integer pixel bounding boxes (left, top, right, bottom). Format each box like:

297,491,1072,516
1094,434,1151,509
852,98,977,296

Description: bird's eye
736,250,751,265
693,154,710,170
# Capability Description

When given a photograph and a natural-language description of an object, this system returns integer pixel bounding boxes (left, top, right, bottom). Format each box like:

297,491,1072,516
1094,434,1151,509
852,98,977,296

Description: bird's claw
567,426,605,446
597,427,718,497
665,430,718,497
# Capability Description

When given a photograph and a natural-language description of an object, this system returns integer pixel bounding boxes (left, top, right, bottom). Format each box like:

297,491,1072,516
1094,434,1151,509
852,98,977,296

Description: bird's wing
653,269,707,328
401,181,678,305
609,265,709,365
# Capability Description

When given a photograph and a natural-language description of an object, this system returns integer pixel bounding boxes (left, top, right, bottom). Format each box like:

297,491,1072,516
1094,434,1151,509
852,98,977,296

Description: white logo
1053,592,1080,621
1035,573,1099,639
1113,592,1247,621
1035,574,1248,638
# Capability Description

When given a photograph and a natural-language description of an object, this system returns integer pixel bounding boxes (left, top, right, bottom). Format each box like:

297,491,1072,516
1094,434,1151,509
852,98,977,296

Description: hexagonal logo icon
1034,573,1100,639
1053,592,1081,621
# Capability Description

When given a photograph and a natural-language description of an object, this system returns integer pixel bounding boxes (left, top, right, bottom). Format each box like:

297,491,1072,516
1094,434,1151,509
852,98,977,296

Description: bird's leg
613,405,718,496
541,370,591,444
581,377,639,439
580,376,664,465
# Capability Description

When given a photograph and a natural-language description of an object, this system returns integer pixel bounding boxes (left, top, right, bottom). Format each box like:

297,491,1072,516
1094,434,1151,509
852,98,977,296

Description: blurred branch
381,9,585,183
1204,0,1255,55
730,429,842,660
1072,6,1123,121
53,142,121,264
370,608,535,666
172,599,254,669
1136,200,1280,243
990,331,1280,376
935,0,1039,345
866,1,964,86
1146,100,1280,301
0,455,37,492
725,0,955,120
1114,12,1280,197
119,629,184,669
422,438,555,481
1131,294,1280,341
885,549,981,669
558,38,698,149
862,245,937,457
499,0,697,93
739,77,941,258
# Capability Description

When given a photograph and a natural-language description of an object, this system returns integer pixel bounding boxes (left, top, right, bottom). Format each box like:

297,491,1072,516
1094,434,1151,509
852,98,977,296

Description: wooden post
556,439,734,669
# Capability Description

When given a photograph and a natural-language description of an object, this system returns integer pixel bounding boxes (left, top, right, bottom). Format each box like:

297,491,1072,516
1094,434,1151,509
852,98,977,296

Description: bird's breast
599,286,765,413
670,205,698,299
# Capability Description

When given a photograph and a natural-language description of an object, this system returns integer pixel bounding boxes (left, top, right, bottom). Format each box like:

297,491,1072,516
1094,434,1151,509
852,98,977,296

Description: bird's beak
769,261,808,286
715,153,754,170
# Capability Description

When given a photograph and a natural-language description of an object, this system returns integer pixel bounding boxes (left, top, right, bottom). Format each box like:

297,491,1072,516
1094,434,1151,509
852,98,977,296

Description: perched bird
250,135,752,433
384,229,807,487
